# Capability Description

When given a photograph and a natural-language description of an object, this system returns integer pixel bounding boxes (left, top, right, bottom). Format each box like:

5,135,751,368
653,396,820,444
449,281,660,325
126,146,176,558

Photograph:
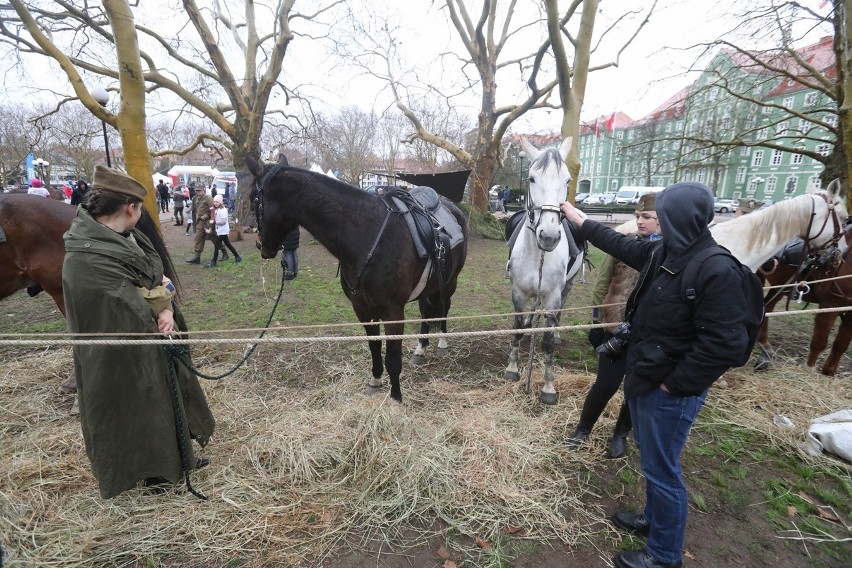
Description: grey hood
656,182,715,256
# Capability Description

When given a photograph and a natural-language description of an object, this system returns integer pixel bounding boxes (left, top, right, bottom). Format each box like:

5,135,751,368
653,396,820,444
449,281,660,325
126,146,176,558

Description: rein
162,265,290,500
339,205,394,296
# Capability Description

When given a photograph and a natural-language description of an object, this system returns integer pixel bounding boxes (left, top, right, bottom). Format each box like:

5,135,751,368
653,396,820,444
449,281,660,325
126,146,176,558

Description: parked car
597,192,618,205
575,192,590,204
714,198,737,214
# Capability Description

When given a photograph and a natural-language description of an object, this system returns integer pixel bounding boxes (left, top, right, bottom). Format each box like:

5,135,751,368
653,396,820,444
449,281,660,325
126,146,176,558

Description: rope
1,306,849,348
6,271,851,340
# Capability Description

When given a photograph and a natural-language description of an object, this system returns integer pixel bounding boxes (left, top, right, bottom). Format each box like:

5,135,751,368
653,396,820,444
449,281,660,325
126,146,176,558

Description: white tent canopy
166,165,220,177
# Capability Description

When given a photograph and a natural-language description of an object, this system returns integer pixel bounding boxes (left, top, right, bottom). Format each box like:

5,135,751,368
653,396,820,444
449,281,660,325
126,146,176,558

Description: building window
816,143,831,156
736,166,746,183
611,179,618,190
596,161,601,174
745,114,756,129
771,149,783,166
757,127,768,139
709,88,718,101
784,177,797,194
783,96,795,108
766,177,777,195
722,116,731,129
752,150,764,167
697,168,706,183
665,122,672,133
791,151,803,165
762,105,772,115
740,146,750,157
777,121,788,134
617,131,624,139
748,178,761,193
809,176,821,191
825,114,838,128
804,92,818,106
628,130,634,140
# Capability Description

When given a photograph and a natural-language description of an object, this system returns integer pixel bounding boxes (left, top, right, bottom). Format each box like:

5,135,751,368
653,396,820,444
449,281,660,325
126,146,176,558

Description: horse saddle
505,209,584,275
761,238,806,271
387,186,464,283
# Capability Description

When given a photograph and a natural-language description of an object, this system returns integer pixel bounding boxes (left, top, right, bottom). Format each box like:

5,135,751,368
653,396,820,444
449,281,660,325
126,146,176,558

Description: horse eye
528,176,534,184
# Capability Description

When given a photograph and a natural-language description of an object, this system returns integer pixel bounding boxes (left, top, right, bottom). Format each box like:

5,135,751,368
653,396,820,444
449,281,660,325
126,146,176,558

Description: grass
0,219,850,567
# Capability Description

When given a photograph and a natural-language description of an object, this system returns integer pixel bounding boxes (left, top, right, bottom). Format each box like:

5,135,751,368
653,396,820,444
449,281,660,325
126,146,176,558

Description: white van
614,186,665,205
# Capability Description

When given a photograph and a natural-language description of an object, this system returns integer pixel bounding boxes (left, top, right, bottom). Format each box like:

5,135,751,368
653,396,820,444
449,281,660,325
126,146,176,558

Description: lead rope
160,265,289,500
523,252,547,394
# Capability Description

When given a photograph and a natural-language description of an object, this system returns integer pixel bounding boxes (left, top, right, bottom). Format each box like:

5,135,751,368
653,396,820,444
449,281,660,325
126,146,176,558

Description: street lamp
91,87,112,167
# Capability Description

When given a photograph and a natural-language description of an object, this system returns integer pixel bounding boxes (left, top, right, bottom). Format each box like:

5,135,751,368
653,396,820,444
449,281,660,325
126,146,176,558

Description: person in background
561,182,750,568
62,164,215,498
735,198,764,216
568,193,662,459
71,180,90,206
62,181,74,203
206,194,241,267
503,187,512,209
281,226,300,280
210,183,218,199
226,182,237,214
27,178,51,198
172,184,185,226
185,184,214,264
156,179,170,213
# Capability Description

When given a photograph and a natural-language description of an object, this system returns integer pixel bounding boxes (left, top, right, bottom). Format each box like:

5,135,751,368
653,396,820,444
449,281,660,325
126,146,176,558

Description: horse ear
559,137,573,160
246,155,264,177
827,178,846,199
277,154,289,167
519,137,540,161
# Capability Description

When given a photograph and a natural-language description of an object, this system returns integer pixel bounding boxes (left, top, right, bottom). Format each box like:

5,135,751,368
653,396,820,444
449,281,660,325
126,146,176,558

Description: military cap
92,165,147,200
635,192,657,212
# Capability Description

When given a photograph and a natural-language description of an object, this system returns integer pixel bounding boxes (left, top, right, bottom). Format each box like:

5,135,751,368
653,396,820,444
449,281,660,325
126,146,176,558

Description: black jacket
578,220,749,399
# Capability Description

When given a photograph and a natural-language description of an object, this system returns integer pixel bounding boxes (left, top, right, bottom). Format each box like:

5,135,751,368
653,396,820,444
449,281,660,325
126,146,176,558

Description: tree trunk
103,0,158,225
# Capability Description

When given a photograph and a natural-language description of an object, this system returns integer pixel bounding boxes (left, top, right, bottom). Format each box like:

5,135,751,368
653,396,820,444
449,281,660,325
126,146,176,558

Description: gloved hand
588,325,606,349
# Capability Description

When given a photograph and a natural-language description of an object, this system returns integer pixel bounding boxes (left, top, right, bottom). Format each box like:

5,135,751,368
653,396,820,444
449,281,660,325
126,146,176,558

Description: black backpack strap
683,245,730,301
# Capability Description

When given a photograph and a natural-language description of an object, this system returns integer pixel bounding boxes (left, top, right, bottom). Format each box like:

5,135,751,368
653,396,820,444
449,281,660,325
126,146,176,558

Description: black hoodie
578,182,749,398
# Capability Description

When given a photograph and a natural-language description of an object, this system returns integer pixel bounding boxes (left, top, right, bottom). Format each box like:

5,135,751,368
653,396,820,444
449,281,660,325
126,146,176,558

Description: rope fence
0,304,848,347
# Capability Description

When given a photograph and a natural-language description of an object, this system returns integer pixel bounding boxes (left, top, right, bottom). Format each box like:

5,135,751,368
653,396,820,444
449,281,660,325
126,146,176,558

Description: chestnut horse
756,225,852,376
0,193,178,314
247,154,468,404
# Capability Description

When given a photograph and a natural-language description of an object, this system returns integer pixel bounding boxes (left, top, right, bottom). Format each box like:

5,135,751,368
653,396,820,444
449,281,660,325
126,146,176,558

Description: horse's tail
137,209,181,301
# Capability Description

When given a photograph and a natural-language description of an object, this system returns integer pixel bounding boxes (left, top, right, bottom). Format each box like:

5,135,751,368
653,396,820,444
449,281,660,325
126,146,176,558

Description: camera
595,322,631,358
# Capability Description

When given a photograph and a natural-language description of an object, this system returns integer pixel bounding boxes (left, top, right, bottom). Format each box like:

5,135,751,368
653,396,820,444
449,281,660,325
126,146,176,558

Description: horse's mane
266,164,381,219
714,193,815,255
136,209,180,300
530,147,567,172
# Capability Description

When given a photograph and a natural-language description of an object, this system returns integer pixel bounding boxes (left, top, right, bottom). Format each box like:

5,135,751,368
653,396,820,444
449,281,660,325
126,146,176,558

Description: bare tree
0,0,345,218
675,1,847,205
309,106,376,185
338,1,656,211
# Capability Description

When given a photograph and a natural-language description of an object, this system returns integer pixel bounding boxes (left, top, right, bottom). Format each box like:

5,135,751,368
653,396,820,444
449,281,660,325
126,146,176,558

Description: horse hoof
410,354,426,365
365,384,384,396
504,370,520,382
754,354,771,372
539,392,558,405
436,347,449,357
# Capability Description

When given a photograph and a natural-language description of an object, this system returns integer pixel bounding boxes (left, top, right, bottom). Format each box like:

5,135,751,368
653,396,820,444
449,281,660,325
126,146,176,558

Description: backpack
682,245,765,367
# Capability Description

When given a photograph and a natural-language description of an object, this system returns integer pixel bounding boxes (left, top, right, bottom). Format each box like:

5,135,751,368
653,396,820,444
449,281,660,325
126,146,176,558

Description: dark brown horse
246,155,468,403
0,193,178,314
756,227,852,376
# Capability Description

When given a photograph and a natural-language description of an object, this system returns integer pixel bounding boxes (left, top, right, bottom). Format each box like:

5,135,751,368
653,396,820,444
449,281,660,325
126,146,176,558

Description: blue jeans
629,387,707,564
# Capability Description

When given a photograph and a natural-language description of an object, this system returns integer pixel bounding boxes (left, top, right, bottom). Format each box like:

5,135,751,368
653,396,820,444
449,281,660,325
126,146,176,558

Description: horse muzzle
256,235,279,259
536,228,562,252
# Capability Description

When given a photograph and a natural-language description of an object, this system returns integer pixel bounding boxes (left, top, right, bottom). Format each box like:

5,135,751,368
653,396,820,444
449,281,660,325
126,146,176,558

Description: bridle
803,192,844,255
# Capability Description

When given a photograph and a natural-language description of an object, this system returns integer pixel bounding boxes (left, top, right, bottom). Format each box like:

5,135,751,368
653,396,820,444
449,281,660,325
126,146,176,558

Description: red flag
819,0,830,9
605,112,616,132
593,117,602,138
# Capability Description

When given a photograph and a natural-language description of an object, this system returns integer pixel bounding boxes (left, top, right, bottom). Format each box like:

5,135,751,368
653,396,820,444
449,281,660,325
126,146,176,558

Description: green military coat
62,209,215,498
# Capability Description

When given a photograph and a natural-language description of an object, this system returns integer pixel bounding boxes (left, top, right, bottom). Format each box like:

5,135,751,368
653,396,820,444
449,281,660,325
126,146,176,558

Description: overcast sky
1,0,834,134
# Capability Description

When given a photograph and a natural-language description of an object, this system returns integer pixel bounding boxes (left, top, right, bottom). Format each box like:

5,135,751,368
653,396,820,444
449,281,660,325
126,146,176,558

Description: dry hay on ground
0,341,850,567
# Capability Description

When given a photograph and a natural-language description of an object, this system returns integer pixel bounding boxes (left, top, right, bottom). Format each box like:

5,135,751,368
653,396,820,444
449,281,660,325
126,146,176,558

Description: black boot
605,403,631,459
205,259,217,268
185,252,201,264
220,251,229,261
567,426,591,451
234,255,242,263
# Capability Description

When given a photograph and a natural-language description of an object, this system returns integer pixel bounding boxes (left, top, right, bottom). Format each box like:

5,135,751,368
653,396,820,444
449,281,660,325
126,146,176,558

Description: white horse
710,181,847,271
613,182,847,270
504,137,586,404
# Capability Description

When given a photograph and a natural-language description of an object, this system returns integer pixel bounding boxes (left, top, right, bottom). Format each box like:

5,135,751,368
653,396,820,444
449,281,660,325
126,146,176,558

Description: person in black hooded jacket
561,182,749,568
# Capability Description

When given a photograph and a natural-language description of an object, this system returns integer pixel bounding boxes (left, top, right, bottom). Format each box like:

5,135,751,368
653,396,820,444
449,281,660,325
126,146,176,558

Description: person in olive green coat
62,165,215,499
